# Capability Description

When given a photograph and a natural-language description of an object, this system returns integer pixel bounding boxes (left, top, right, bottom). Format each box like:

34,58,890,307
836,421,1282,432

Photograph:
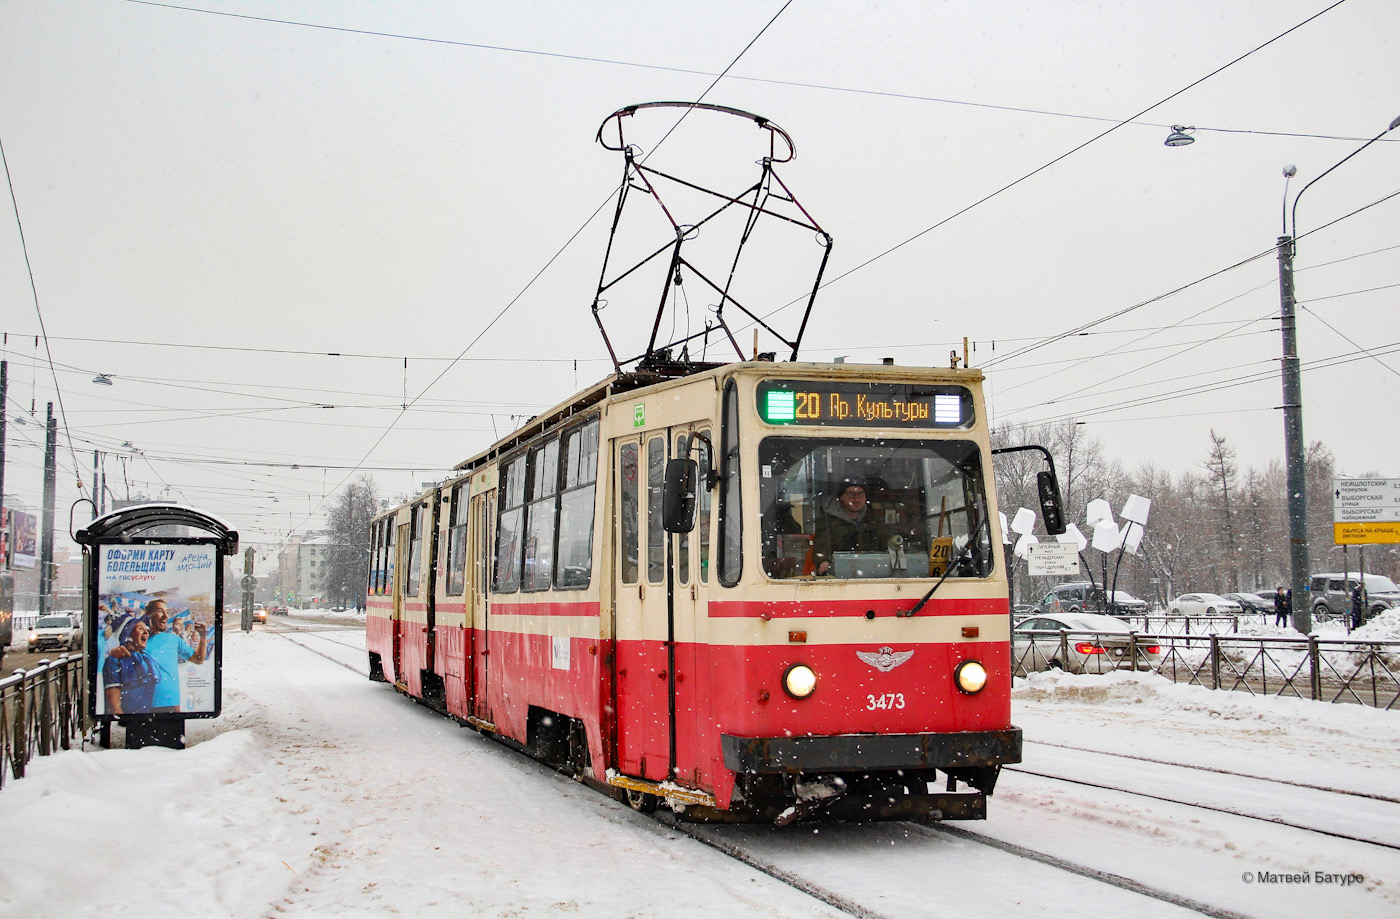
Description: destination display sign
1332,478,1400,545
756,380,974,428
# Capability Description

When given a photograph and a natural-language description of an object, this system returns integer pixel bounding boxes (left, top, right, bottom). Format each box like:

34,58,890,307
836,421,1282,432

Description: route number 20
866,693,905,710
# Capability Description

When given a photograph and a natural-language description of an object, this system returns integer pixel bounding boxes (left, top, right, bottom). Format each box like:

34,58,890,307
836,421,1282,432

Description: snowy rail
0,653,84,790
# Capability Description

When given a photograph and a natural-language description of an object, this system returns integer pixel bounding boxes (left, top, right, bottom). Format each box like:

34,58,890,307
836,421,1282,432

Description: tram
365,102,1062,822
366,359,1062,822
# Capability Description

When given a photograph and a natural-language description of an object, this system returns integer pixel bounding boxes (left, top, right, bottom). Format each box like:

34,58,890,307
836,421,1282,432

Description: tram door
392,518,410,686
468,488,495,723
613,433,672,782
670,425,711,789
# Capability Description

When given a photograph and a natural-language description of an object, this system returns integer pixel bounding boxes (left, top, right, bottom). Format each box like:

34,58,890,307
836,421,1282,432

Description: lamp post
1276,114,1400,634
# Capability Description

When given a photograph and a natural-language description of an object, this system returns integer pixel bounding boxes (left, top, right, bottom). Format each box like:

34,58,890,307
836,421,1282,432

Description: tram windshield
758,436,992,580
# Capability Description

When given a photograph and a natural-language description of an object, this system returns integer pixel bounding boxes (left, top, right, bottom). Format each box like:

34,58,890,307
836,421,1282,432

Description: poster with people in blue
95,543,219,717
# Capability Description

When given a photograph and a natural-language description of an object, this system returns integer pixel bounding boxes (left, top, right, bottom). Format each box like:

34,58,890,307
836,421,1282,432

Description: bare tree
1202,430,1239,591
326,475,378,610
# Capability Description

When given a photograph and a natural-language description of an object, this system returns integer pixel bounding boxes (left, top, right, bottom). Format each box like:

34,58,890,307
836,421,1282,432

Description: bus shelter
75,504,237,749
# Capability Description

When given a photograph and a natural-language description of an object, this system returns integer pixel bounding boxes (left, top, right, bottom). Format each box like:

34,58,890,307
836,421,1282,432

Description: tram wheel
625,788,658,813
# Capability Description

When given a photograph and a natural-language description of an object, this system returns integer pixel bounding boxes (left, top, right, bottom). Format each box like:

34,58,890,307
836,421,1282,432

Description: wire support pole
1275,113,1399,633
1276,234,1311,634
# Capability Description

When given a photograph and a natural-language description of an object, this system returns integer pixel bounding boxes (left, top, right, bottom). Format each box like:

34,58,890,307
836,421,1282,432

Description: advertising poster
95,543,220,717
11,509,37,568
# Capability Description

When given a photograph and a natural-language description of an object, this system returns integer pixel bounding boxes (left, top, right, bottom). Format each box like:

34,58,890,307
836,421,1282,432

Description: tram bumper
721,727,1022,774
719,728,1021,823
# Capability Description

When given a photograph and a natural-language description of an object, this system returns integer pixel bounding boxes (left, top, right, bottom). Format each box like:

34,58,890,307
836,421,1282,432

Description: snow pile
1349,607,1400,641
0,715,326,916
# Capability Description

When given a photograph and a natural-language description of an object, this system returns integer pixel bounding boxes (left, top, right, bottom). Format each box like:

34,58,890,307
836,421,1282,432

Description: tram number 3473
866,692,907,710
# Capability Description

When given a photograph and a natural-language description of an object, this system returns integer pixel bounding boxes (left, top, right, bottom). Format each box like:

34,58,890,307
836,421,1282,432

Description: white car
1013,612,1162,675
28,615,83,653
1168,593,1243,616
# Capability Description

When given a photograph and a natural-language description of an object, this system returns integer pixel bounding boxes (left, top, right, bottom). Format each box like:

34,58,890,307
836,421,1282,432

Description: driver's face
839,487,866,513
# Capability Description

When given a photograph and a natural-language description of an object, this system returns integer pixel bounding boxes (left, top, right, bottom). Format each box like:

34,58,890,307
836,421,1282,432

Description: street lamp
1164,125,1196,147
1275,113,1400,634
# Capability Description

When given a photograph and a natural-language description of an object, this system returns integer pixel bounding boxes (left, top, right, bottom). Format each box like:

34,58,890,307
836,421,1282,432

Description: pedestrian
1273,586,1289,627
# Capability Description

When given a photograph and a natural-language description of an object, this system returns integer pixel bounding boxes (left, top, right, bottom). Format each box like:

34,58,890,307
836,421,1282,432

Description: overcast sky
1,0,1396,561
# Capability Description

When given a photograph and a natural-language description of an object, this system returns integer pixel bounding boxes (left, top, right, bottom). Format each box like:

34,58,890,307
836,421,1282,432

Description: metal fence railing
1,655,86,790
1014,629,1400,710
1118,614,1253,636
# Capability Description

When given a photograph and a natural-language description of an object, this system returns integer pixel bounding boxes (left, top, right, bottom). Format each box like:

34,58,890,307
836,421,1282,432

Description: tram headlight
954,659,988,695
782,663,818,699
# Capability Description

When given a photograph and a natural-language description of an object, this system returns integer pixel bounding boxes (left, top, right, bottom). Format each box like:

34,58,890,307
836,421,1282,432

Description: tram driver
812,479,892,576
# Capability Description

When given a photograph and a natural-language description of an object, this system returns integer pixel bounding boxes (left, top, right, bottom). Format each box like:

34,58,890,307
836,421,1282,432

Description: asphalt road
3,647,81,677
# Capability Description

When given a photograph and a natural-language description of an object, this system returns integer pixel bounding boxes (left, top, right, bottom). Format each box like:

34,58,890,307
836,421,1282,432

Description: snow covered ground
1,610,1396,918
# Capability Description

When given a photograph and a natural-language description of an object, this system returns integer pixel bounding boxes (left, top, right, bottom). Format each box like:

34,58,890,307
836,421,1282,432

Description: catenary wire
121,0,1384,144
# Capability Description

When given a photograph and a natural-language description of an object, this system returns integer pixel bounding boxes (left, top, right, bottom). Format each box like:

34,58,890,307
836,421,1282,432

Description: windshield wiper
900,513,989,617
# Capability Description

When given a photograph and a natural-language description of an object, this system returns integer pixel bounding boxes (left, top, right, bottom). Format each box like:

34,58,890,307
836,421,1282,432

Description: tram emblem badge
857,647,914,672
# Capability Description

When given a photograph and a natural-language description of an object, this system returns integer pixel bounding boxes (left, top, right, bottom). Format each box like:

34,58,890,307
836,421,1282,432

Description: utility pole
1276,234,1311,633
1276,113,1400,633
241,546,254,631
38,402,56,617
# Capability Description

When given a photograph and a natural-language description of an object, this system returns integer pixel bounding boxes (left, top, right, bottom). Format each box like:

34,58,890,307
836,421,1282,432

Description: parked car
1224,592,1273,615
1308,573,1400,622
1013,612,1162,674
1168,593,1243,616
1033,581,1149,617
27,615,83,653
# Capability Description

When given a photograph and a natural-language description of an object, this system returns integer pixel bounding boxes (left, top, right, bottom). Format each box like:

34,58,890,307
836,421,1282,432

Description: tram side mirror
1037,470,1066,536
663,458,698,533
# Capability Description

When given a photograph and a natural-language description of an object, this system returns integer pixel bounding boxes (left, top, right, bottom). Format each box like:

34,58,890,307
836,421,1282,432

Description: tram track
1012,738,1400,851
675,814,1249,919
915,823,1252,919
1025,738,1400,804
263,622,369,675
1006,764,1400,851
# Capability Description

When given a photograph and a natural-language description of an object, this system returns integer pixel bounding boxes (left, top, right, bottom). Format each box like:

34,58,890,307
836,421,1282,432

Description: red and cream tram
366,359,1060,822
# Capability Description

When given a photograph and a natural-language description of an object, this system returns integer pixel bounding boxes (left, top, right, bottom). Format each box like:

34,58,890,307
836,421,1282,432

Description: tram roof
450,359,985,474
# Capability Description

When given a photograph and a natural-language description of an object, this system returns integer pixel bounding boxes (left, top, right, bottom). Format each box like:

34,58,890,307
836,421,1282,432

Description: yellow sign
1334,522,1400,545
929,537,954,578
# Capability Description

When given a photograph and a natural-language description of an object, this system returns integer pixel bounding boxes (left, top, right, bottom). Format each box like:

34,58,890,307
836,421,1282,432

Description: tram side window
697,430,712,583
495,454,528,592
523,439,560,592
718,381,742,586
445,483,467,596
646,438,665,583
366,522,379,595
370,520,380,595
383,518,396,595
756,436,992,581
407,503,424,597
555,418,599,589
379,518,391,595
620,442,640,585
